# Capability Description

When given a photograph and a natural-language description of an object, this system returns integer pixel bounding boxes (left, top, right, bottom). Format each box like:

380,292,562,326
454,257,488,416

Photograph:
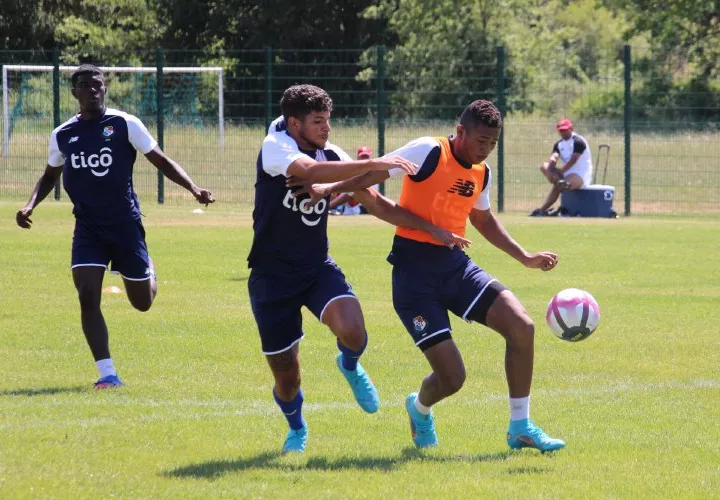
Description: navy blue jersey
247,116,352,276
48,108,157,224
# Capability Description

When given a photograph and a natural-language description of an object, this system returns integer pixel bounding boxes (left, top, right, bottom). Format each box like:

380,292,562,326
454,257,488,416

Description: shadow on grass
227,276,248,282
163,447,513,479
0,386,87,397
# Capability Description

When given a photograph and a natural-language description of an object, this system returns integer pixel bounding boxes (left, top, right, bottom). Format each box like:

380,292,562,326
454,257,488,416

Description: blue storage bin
560,184,617,217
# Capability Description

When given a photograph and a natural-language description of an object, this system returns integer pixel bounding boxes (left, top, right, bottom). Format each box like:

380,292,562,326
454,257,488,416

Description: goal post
2,65,224,158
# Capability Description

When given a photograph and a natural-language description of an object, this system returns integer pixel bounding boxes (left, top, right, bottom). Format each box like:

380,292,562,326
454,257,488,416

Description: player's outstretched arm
16,166,63,229
145,148,215,206
353,188,471,249
286,155,416,183
469,208,558,271
287,170,390,199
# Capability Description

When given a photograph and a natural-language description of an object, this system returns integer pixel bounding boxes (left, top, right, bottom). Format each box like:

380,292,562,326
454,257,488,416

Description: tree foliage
2,0,718,120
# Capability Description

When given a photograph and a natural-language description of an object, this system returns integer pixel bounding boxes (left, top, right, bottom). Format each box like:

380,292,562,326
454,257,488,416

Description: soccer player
300,100,566,452
16,64,214,389
248,84,469,455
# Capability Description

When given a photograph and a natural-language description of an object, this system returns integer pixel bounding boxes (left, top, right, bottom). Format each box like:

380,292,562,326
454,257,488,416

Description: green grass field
1,202,718,498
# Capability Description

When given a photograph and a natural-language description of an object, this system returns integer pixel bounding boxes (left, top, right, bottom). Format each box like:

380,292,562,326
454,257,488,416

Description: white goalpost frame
2,65,224,158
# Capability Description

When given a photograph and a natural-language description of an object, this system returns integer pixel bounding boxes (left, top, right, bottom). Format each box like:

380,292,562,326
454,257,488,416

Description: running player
16,64,214,389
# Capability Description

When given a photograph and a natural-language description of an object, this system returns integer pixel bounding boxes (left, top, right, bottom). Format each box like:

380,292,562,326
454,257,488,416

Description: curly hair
281,84,333,121
71,64,104,87
459,99,502,129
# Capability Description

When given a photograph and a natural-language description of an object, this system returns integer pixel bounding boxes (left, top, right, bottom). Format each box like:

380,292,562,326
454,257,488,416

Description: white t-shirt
552,132,593,185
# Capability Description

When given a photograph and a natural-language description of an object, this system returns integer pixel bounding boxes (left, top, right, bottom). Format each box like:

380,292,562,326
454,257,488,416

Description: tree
603,0,720,121
360,0,509,119
53,0,162,65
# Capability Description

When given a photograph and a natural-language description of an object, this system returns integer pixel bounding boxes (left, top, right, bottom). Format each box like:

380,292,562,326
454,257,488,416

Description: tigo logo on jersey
282,189,327,226
413,315,427,332
447,179,475,197
70,147,114,177
102,126,114,137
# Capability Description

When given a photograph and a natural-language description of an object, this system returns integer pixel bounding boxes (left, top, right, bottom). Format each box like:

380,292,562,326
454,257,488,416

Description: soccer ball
546,288,600,342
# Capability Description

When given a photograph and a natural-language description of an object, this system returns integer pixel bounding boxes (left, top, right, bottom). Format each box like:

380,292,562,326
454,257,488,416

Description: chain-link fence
2,46,718,214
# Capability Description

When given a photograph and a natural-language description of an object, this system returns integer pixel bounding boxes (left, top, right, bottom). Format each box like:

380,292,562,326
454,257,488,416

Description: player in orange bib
301,100,566,453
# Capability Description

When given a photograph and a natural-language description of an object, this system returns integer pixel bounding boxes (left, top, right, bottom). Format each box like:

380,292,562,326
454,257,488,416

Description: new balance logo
69,136,79,143
447,179,475,197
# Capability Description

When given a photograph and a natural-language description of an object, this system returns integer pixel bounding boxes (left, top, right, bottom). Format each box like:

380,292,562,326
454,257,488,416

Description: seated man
531,119,593,216
329,146,377,215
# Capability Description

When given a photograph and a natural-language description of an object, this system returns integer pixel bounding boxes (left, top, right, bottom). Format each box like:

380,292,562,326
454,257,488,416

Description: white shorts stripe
319,294,358,324
415,327,451,347
120,274,152,282
262,335,305,356
71,263,108,270
462,278,498,321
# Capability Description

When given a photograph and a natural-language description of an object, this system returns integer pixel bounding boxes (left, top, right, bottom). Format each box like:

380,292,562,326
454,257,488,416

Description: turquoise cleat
405,392,438,448
93,374,123,390
507,419,566,452
336,353,380,414
282,426,308,454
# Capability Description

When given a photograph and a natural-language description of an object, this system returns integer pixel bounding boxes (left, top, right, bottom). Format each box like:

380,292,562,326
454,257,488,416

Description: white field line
0,379,717,431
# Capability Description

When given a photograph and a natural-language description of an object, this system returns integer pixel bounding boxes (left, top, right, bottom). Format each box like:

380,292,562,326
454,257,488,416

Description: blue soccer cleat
507,419,566,452
405,392,438,448
93,374,123,390
282,425,308,454
336,353,380,414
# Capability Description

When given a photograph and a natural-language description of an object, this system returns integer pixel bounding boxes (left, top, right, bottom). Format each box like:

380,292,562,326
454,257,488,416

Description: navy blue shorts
392,257,506,351
248,260,356,355
71,218,152,281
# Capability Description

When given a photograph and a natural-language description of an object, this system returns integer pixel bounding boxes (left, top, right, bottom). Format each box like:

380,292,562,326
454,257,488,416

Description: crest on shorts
102,126,114,137
413,315,427,332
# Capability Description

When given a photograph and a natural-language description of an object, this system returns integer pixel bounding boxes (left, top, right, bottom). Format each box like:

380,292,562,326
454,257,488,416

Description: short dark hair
71,64,104,87
459,100,502,129
280,84,333,122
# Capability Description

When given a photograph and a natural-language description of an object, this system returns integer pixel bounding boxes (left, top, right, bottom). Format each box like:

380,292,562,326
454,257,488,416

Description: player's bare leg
485,290,534,398
323,297,366,351
266,344,307,453
323,297,379,413
485,289,565,452
123,258,157,312
266,344,302,403
73,266,109,361
404,339,465,448
73,266,122,389
418,340,466,406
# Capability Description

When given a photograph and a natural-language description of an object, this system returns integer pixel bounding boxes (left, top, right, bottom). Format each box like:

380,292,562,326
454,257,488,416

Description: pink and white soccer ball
546,288,600,342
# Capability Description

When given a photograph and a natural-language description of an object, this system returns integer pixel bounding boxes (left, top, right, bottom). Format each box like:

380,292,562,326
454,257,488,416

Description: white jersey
552,132,593,186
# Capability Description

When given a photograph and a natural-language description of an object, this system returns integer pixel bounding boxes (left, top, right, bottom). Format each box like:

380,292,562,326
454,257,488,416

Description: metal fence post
377,45,386,195
156,47,164,204
496,46,505,213
265,47,273,133
53,47,61,200
623,44,631,216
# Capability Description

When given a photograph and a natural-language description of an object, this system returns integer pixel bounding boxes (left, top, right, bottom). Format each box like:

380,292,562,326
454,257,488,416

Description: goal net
2,65,224,158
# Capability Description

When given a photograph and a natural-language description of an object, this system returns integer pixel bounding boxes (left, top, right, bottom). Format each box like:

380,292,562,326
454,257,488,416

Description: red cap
556,119,573,131
357,146,373,158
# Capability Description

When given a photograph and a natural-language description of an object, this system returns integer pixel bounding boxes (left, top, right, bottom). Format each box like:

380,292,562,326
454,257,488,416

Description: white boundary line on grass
1,379,717,431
